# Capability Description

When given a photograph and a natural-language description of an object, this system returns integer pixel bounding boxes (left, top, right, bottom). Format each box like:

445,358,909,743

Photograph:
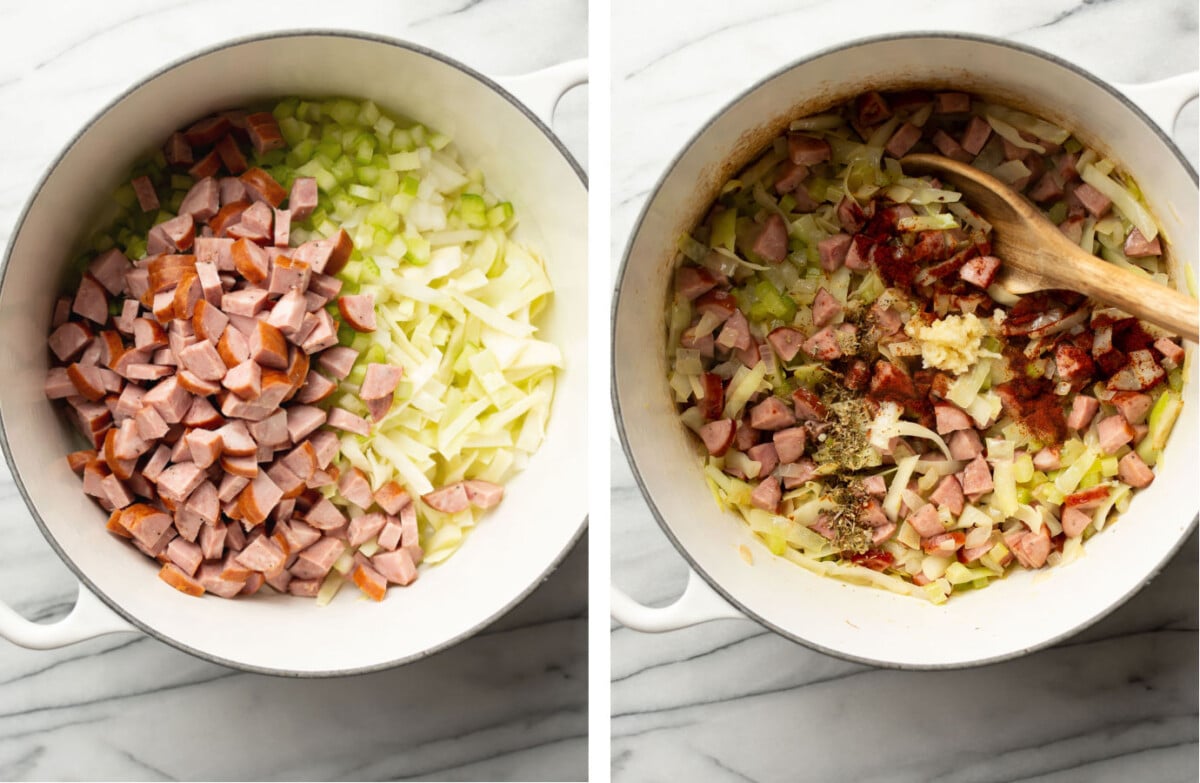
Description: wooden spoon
901,153,1198,342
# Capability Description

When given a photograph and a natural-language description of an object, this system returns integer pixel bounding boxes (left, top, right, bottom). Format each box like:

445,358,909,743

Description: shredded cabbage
281,97,559,571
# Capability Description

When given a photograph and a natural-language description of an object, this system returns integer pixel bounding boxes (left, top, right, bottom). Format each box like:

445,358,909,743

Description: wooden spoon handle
1068,261,1199,342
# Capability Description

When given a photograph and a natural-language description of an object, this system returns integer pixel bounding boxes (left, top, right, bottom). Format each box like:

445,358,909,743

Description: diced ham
156,462,206,503
291,537,346,580
885,122,921,158
304,497,347,530
1027,172,1064,203
268,256,312,298
1117,451,1154,488
236,535,286,572
245,112,285,155
1111,391,1152,426
1123,228,1162,258
288,177,319,221
959,255,1001,289
699,418,735,456
749,396,795,431
1011,526,1052,569
747,442,778,477
300,309,339,354
772,426,806,463
44,368,76,399
716,309,752,352
812,287,844,328
247,321,288,370
240,167,288,208
131,175,159,212
159,563,204,596
188,149,221,180
930,475,964,516
360,364,403,401
961,455,993,496
178,177,220,222
803,325,850,361
237,472,283,526
1055,343,1094,385
283,405,325,443
178,340,226,381
89,249,132,297
934,403,972,435
1060,506,1091,538
817,234,851,272
791,388,827,421
373,482,411,516
221,358,261,399
327,408,370,436
764,326,802,363
314,349,357,383
863,475,887,497
906,503,944,538
934,92,971,113
960,116,992,155
331,467,370,510
749,476,781,513
750,214,788,264
1073,183,1111,217
267,289,307,336
675,267,718,301
163,132,193,166
372,549,418,586
352,563,388,601
774,161,810,194
463,479,503,509
787,134,831,165
931,130,972,163
1033,445,1061,471
1154,338,1184,366
423,483,471,513
221,289,269,319
338,294,377,332
1067,395,1100,431
166,538,204,577
349,512,388,547
49,322,93,362
191,300,228,344
73,275,109,324
1096,414,1135,454
294,370,336,405
231,238,269,284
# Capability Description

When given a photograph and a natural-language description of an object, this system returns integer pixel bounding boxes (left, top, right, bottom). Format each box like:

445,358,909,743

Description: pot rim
0,29,587,678
611,30,1198,670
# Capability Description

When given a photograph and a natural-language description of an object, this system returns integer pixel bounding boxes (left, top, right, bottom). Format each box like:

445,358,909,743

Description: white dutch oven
612,34,1198,668
0,32,588,676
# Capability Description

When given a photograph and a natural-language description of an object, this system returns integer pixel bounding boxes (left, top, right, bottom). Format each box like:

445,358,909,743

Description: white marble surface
610,2,1198,781
0,1,587,781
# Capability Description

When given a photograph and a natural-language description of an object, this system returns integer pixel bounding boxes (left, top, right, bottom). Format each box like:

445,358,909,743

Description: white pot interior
0,33,587,674
614,35,1197,667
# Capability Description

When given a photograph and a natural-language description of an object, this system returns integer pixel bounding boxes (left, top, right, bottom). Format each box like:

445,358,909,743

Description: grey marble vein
0,1,587,781
610,2,1198,781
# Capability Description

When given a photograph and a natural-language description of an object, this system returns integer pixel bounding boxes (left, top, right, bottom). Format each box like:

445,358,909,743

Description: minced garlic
904,312,985,375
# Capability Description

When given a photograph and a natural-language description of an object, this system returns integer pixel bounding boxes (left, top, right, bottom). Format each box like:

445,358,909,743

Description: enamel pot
0,31,588,676
612,33,1197,668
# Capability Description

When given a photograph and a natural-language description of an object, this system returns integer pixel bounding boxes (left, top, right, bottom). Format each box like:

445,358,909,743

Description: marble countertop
0,1,587,781
610,2,1198,782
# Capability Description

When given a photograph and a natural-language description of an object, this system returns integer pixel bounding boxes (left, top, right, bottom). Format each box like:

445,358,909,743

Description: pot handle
495,58,588,128
0,581,135,650
611,568,746,632
1113,71,1199,134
